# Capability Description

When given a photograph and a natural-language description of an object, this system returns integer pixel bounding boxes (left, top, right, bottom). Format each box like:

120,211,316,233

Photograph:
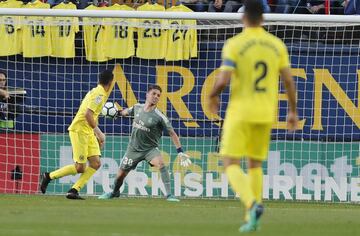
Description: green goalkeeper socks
160,166,172,197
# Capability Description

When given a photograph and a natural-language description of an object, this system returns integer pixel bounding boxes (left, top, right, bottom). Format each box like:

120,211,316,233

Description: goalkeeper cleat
66,188,85,200
40,172,51,194
98,191,120,200
166,194,180,202
239,202,264,233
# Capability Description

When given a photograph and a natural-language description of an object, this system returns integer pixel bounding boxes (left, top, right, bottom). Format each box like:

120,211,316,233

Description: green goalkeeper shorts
120,147,161,171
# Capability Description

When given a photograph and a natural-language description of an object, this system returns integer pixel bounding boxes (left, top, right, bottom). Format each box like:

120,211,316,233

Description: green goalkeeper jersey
127,104,173,152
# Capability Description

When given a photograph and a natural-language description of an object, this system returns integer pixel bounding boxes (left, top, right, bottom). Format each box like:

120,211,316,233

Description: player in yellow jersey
209,0,298,233
40,70,114,200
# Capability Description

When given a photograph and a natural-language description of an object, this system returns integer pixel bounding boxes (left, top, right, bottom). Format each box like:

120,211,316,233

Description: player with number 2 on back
209,0,298,233
99,84,192,202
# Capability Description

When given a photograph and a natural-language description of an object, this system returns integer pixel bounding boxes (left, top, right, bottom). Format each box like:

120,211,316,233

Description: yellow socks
49,165,77,179
72,167,97,191
249,167,263,203
225,164,255,209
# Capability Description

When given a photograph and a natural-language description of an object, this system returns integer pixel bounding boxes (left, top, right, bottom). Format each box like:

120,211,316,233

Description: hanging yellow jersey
83,5,107,62
3,0,23,8
0,0,23,56
51,2,79,58
103,4,135,59
136,3,167,59
22,0,51,58
179,5,198,60
165,5,197,61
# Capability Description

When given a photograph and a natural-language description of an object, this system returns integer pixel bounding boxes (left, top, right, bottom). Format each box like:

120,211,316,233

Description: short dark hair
244,0,263,25
99,69,114,85
147,84,162,93
0,70,7,78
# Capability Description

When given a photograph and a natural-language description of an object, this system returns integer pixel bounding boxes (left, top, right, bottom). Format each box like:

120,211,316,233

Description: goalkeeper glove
177,147,192,167
115,109,123,119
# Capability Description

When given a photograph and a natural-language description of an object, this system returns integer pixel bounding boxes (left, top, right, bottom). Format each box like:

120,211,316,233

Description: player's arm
161,112,191,167
280,67,298,131
116,108,130,117
168,129,192,167
168,129,182,150
279,43,298,131
0,89,9,100
209,70,231,114
116,104,137,118
209,39,234,114
85,108,105,148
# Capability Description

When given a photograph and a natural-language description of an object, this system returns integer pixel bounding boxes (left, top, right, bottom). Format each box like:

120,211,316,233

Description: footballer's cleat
66,188,85,200
98,191,120,200
166,194,180,202
40,172,52,194
244,204,264,224
239,203,264,233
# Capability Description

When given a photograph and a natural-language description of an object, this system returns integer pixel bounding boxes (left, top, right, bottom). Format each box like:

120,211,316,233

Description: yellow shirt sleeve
220,39,236,71
279,42,290,70
87,92,104,113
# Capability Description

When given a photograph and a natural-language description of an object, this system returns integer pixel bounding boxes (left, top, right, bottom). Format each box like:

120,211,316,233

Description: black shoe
112,191,120,198
40,172,51,194
66,188,85,200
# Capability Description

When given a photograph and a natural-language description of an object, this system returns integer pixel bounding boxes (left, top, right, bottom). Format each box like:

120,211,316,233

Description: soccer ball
102,102,118,119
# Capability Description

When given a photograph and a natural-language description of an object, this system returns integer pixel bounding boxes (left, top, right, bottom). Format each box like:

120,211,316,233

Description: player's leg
223,155,261,233
98,169,129,199
221,121,256,209
147,149,178,202
67,133,100,200
246,123,271,204
223,157,255,210
40,131,83,194
248,160,263,204
221,120,260,232
240,123,272,232
67,155,101,200
98,149,142,199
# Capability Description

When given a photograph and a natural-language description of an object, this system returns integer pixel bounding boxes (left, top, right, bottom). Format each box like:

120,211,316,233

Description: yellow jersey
165,4,197,61
220,27,290,123
22,0,51,58
68,85,108,134
51,2,79,58
0,0,23,56
104,4,135,59
136,3,167,59
83,5,107,62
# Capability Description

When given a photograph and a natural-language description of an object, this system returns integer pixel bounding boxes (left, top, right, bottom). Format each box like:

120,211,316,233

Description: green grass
0,195,359,236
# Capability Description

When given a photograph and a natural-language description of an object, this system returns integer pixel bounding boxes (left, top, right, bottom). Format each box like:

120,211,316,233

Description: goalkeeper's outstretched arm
116,108,130,117
169,129,192,167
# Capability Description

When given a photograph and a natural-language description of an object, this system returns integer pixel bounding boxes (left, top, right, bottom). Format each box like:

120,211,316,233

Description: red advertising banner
0,133,40,194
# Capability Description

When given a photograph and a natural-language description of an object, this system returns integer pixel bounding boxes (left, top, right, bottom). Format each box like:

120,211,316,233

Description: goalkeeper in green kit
98,85,192,201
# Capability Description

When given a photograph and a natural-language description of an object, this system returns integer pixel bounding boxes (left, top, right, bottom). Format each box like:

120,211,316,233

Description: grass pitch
0,195,359,236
